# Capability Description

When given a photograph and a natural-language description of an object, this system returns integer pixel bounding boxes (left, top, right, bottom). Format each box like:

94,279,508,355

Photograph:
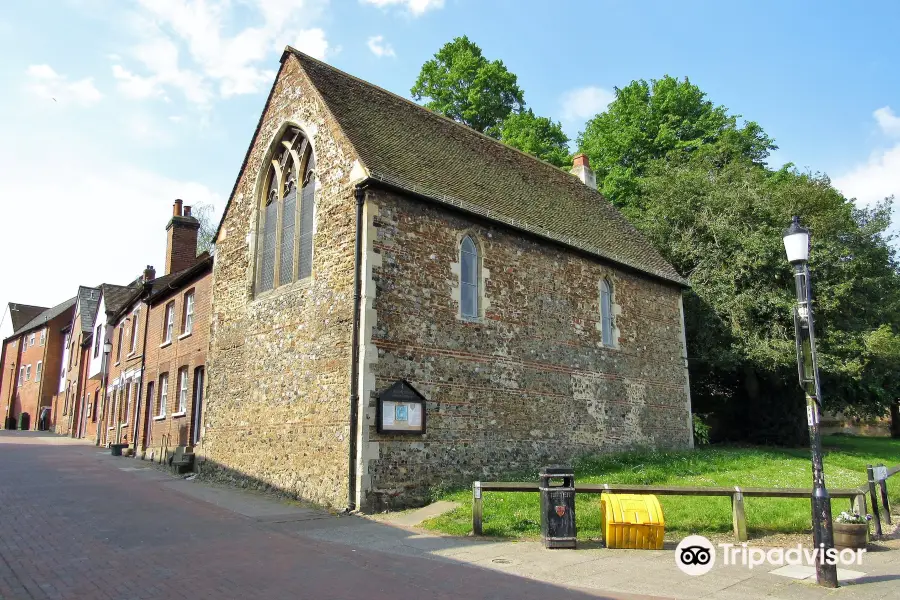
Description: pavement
1,431,899,600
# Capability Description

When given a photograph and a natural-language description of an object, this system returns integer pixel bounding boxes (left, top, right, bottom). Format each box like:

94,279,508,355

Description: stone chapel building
202,47,693,511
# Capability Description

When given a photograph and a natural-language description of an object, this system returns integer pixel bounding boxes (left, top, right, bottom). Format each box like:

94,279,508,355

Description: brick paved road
0,433,640,600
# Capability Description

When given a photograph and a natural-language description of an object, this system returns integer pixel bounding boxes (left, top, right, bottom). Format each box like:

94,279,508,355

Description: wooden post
867,465,883,536
473,481,483,536
731,487,748,542
852,493,867,518
877,464,891,525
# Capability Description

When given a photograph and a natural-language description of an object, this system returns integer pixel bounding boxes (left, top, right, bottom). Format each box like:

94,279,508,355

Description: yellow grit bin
600,493,665,550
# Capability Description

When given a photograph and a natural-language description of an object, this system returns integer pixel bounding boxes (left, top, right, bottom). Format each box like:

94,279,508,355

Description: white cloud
112,64,165,100
361,0,444,16
291,28,329,60
0,121,223,338
367,35,395,58
874,106,900,137
833,107,900,208
112,0,331,105
560,86,615,121
833,144,900,206
25,64,103,106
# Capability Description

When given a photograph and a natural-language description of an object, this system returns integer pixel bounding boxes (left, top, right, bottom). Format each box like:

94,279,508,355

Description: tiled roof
287,48,687,286
109,255,213,323
147,254,212,304
11,297,76,338
7,304,48,331
101,284,140,317
77,287,101,334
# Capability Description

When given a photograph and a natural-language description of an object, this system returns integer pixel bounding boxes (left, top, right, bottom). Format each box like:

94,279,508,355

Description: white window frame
39,329,46,346
18,367,24,386
157,374,168,418
182,292,194,335
164,302,174,343
130,310,140,354
35,361,42,382
123,381,133,426
175,368,188,415
25,364,31,381
29,333,35,347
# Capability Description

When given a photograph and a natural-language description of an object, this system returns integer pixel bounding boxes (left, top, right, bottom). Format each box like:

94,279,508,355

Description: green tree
630,158,900,443
863,325,900,437
498,109,570,167
191,201,219,255
411,36,525,136
577,76,776,203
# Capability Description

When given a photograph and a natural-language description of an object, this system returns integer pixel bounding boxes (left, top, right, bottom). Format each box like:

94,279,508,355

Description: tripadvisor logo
675,535,716,576
675,535,866,576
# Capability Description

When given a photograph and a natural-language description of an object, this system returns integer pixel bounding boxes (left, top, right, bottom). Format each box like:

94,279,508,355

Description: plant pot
833,522,868,549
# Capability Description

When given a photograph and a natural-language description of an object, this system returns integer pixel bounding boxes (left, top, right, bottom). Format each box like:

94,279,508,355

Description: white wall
0,305,11,340
58,331,70,394
88,295,106,380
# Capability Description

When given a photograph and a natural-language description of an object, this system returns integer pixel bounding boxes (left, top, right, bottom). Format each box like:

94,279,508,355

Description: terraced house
54,286,102,439
101,201,211,461
201,48,693,512
53,283,138,441
1,300,75,430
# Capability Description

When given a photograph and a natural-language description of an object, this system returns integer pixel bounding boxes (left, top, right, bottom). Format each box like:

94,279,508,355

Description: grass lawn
420,435,900,541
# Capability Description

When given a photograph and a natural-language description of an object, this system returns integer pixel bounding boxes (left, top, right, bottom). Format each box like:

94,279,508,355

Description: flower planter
833,522,868,549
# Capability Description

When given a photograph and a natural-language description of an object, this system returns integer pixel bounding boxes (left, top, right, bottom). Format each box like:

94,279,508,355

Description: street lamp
783,216,838,588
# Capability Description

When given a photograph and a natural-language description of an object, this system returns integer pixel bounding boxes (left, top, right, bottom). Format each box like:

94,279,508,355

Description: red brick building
1,300,75,430
139,254,211,457
100,200,210,461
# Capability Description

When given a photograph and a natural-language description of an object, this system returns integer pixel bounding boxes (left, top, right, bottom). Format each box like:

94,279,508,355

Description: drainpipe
347,184,366,511
131,286,152,457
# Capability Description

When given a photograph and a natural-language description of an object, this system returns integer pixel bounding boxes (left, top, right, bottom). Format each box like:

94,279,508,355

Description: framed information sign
376,380,427,434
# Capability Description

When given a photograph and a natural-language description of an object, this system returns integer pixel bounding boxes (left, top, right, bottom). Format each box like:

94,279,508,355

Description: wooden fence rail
472,481,867,542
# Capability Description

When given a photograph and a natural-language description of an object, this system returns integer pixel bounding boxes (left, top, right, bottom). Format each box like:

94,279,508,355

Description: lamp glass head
783,216,810,264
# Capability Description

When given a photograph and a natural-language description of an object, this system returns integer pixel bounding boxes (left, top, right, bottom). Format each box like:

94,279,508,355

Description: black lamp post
783,216,838,588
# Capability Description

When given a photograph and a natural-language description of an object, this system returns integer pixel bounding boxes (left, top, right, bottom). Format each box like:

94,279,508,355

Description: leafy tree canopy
578,76,777,203
192,202,218,256
628,157,900,439
498,109,570,167
411,36,525,136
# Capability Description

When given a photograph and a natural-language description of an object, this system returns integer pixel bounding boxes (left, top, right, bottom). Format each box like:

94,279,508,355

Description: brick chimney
165,199,200,275
143,265,156,282
570,153,597,190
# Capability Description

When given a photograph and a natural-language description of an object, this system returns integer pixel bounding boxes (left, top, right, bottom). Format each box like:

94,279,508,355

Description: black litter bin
539,465,576,549
17,412,30,431
5,416,15,430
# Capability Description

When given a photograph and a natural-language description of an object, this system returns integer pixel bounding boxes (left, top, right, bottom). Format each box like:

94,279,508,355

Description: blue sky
1,0,898,334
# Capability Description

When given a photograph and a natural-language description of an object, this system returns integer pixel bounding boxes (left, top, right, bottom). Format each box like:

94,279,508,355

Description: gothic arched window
460,236,480,319
256,127,315,293
600,278,614,347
